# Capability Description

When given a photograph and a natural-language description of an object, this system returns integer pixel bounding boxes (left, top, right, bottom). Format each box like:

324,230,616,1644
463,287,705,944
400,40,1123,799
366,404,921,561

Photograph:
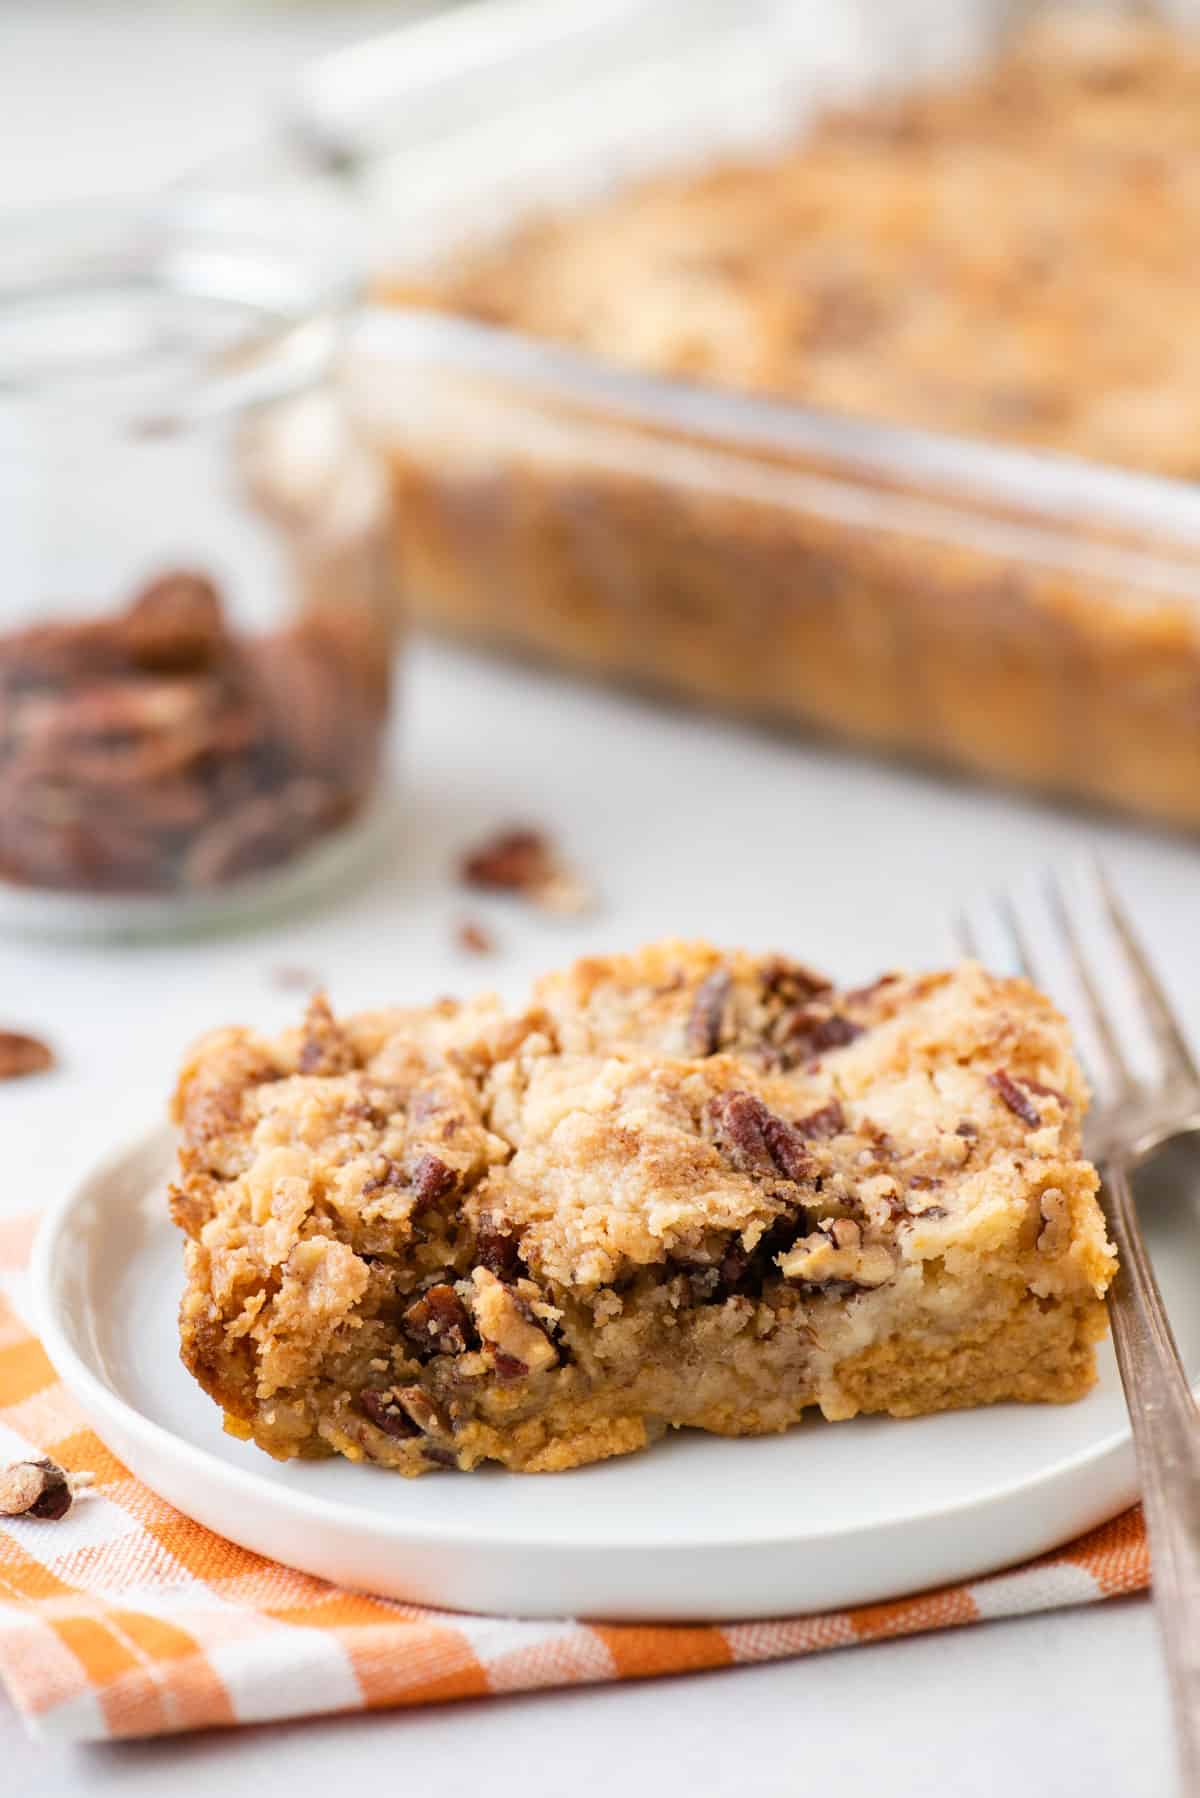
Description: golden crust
391,15,1200,477
170,940,1115,1474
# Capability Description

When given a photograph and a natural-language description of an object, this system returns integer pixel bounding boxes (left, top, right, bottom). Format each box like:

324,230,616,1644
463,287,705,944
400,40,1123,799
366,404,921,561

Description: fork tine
1095,861,1199,1086
1045,867,1137,1102
951,909,982,961
997,894,1037,983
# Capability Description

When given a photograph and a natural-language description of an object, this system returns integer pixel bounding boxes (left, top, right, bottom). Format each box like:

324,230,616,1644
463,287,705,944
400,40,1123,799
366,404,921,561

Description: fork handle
1103,1158,1200,1795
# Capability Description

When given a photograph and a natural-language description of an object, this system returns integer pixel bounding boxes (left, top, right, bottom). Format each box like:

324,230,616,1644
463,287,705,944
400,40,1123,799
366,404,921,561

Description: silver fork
954,864,1200,1795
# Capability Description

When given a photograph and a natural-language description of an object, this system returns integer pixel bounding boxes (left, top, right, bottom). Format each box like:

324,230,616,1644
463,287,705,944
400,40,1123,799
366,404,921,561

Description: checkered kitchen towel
0,1214,1148,1742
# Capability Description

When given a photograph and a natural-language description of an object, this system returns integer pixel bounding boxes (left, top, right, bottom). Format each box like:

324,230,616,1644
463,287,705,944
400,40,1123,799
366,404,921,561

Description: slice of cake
169,941,1115,1474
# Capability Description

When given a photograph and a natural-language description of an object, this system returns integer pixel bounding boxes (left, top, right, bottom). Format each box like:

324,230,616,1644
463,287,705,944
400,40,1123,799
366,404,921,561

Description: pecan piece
782,1010,863,1059
394,1385,450,1437
989,1069,1041,1129
780,1219,895,1291
360,1389,420,1439
759,957,832,1007
0,1030,55,1080
422,1444,459,1469
123,571,225,673
474,1216,523,1280
471,1268,558,1377
458,825,593,914
707,1090,812,1184
402,1283,472,1356
455,918,495,955
685,970,732,1057
793,1098,845,1139
0,1457,93,1520
411,1152,456,1209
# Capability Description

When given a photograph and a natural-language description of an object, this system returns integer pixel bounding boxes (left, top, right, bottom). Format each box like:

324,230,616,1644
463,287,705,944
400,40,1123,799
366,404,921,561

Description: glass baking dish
290,0,1200,830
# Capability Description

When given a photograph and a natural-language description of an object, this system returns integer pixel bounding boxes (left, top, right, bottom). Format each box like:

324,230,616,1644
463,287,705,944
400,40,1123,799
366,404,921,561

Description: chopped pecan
402,1284,472,1356
707,1090,812,1184
474,1216,523,1280
989,1069,1042,1128
0,1030,55,1080
471,1267,558,1376
782,1009,863,1059
0,1456,92,1520
394,1385,450,1436
685,970,732,1057
124,571,224,673
793,1098,845,1139
455,918,495,955
458,825,593,914
492,1351,530,1383
780,1218,895,1291
360,1389,420,1439
460,826,549,891
759,957,831,1007
410,1152,456,1209
422,1444,459,1468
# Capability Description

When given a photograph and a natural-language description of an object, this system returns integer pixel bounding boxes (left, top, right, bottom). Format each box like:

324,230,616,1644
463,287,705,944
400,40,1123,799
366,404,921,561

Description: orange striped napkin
0,1213,1149,1742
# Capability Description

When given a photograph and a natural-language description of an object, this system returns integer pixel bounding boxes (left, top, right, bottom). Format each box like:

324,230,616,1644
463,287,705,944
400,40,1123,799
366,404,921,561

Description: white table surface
0,6,1194,1793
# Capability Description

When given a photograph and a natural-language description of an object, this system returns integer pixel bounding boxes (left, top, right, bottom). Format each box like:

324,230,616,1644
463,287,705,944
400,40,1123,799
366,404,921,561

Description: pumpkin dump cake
371,13,1200,831
170,942,1115,1474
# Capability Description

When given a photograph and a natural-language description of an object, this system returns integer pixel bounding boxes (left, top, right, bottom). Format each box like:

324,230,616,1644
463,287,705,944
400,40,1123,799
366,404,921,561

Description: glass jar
0,191,398,934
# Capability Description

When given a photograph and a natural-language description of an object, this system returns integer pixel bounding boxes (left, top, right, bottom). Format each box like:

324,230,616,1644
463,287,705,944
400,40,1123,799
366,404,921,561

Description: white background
1,4,1195,1792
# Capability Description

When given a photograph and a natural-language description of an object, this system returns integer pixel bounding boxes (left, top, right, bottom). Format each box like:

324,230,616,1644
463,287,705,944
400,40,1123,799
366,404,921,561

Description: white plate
33,1126,1198,1622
